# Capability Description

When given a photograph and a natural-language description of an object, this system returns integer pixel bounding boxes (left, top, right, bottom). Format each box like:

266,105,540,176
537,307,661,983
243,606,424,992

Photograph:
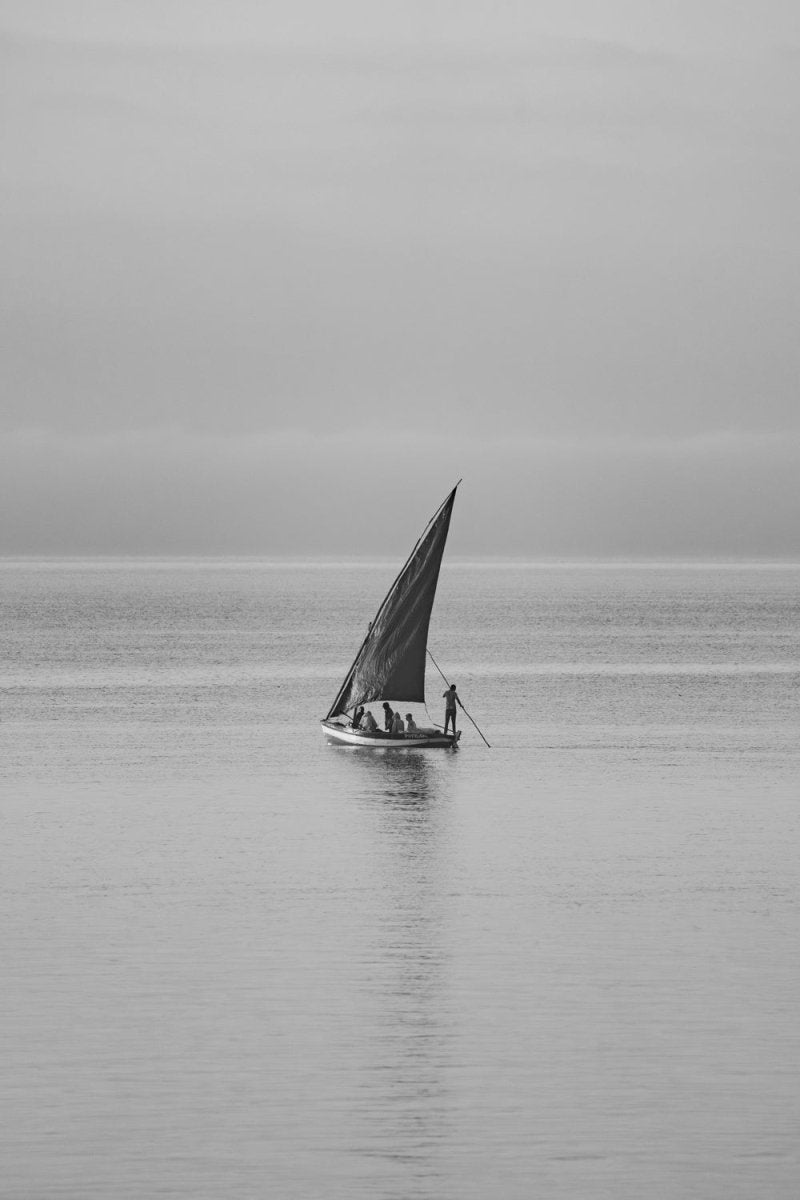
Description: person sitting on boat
352,705,365,729
391,711,405,735
361,710,378,732
382,702,394,731
405,713,418,733
443,683,461,736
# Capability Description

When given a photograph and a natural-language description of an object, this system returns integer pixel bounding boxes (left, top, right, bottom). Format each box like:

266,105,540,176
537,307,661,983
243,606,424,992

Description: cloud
2,17,799,554
3,33,798,441
1,426,798,556
1,2,799,54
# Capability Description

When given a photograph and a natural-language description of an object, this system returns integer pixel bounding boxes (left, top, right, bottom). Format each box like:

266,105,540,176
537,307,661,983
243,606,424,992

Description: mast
325,482,460,720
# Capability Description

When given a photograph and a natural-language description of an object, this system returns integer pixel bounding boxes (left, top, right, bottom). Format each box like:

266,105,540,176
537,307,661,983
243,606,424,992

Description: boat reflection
344,747,438,805
341,748,456,1183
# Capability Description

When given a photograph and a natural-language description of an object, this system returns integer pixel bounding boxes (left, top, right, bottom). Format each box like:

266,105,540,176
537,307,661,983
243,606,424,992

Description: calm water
2,559,799,1199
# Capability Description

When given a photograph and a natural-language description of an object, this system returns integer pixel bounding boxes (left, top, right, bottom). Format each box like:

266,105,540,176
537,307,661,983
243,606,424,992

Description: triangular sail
325,485,458,719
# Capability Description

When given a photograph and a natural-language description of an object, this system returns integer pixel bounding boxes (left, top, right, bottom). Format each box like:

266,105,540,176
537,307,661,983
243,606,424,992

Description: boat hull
321,720,460,749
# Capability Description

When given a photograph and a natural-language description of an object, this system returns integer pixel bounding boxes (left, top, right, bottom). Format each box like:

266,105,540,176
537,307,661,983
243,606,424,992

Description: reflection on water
343,747,439,804
337,750,455,1190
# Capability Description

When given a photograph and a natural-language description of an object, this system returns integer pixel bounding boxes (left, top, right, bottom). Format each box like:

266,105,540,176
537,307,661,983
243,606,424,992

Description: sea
2,558,798,1200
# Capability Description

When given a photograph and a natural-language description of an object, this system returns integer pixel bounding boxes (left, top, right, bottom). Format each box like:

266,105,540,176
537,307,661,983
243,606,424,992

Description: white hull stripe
321,720,459,749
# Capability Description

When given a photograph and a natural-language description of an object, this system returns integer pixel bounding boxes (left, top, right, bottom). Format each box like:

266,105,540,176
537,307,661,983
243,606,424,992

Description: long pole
427,649,491,748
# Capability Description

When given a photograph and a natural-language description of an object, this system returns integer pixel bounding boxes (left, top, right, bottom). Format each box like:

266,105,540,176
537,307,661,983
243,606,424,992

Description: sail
325,485,458,719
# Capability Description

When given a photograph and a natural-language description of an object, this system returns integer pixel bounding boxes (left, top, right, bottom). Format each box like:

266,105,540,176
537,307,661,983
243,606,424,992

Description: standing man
442,683,460,737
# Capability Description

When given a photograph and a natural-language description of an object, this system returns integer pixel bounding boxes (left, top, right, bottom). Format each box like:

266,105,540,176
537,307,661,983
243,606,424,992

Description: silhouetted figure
382,702,393,731
443,683,461,737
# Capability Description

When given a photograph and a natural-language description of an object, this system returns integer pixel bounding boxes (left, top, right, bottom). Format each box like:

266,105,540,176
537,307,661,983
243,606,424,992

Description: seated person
391,711,405,735
352,705,365,729
361,710,378,732
405,713,418,733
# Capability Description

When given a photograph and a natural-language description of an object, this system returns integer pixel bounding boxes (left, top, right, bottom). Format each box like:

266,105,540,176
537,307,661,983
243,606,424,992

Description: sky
2,1,799,555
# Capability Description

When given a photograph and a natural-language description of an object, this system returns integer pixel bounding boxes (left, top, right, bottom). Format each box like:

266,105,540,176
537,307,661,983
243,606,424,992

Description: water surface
2,560,798,1198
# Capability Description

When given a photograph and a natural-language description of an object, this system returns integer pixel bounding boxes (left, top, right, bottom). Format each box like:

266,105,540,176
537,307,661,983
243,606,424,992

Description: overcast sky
2,1,799,555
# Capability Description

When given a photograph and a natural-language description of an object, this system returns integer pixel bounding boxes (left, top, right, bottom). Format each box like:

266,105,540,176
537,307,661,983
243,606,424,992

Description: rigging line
427,649,492,748
423,699,444,730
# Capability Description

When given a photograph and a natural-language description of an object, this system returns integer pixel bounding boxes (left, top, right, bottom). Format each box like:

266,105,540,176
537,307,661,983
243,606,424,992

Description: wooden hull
321,720,460,749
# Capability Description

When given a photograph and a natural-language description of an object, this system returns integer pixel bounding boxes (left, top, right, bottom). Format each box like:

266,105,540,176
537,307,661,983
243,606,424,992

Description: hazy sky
2,1,799,554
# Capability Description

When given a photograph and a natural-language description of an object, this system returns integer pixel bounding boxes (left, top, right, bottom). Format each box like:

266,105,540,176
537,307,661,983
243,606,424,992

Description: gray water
2,559,798,1199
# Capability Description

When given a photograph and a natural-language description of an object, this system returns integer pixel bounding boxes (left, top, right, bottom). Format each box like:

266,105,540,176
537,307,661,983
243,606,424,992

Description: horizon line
2,554,800,569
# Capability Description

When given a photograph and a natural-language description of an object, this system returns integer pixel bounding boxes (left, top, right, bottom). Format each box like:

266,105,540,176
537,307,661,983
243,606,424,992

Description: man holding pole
442,683,461,737
428,649,492,748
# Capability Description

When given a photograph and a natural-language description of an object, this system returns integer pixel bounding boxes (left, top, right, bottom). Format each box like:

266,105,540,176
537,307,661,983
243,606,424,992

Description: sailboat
321,483,462,748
